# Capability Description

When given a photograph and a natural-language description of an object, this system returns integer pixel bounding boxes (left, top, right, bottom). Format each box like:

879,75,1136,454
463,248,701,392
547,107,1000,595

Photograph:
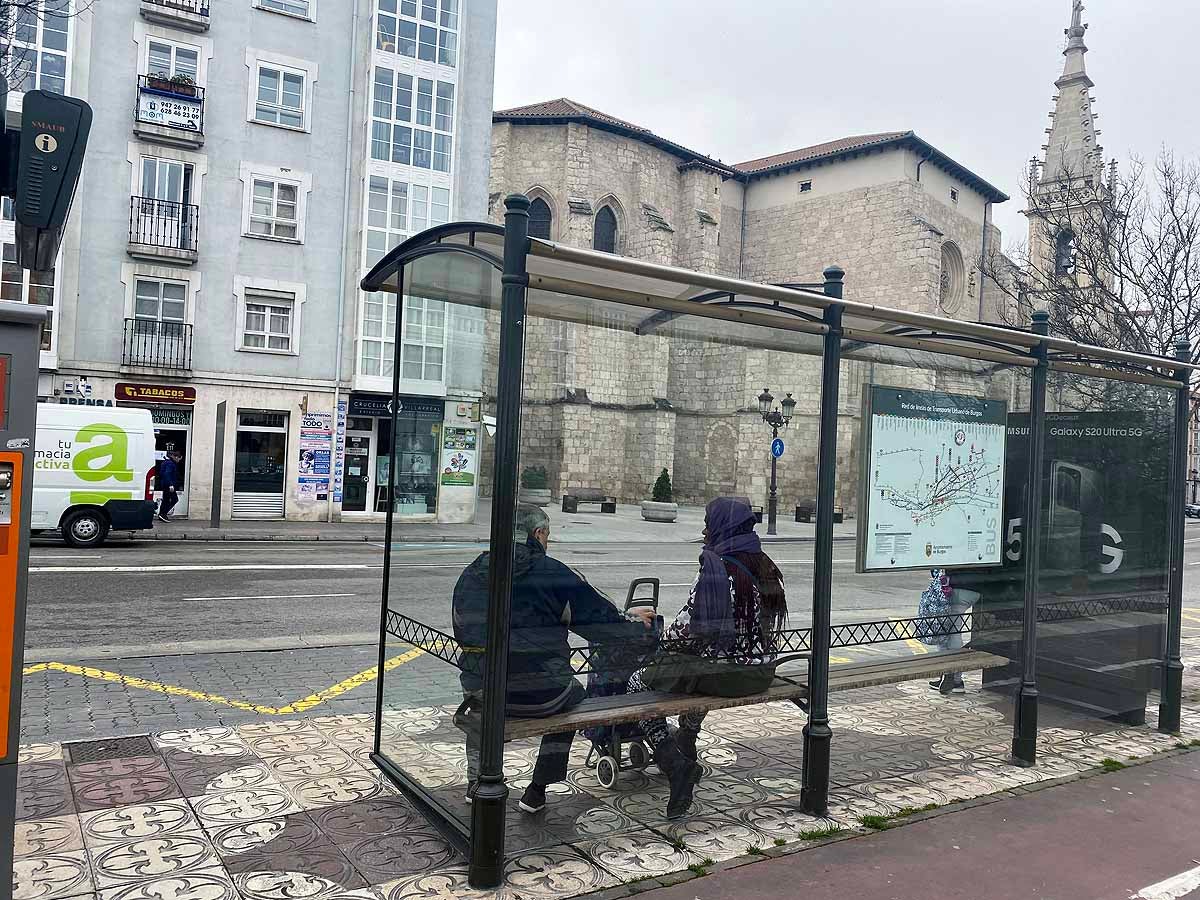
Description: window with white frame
360,292,397,378
257,0,313,18
376,0,457,67
242,293,295,352
133,277,187,339
254,64,305,129
248,177,300,240
366,176,408,268
147,38,199,81
401,296,445,382
370,68,454,173
9,0,69,94
1,242,55,351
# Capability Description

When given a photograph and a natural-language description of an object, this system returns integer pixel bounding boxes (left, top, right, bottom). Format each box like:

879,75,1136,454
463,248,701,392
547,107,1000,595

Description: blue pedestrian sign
771,437,785,459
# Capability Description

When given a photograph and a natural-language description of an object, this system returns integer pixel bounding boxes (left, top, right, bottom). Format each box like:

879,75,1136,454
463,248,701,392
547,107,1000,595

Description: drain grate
64,734,157,764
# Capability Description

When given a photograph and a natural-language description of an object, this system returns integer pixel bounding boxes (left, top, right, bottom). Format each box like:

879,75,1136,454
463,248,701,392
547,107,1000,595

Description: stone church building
483,6,1089,511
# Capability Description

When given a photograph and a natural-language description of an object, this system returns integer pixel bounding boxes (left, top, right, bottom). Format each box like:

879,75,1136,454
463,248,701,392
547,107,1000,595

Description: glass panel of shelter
375,250,505,843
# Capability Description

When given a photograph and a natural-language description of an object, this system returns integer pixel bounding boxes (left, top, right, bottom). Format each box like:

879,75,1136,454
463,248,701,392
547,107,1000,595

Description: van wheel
63,510,109,548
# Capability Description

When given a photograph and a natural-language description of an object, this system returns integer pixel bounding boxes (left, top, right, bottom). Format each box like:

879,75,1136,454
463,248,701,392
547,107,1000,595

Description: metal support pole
801,266,843,816
1159,338,1191,733
1012,310,1050,766
768,424,779,535
468,195,530,889
209,400,226,528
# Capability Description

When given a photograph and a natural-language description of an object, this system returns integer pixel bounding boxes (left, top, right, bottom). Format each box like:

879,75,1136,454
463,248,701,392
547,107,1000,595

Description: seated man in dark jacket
453,504,653,814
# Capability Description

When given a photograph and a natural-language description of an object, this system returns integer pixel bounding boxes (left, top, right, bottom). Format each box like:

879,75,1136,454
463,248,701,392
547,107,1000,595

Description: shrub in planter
642,468,677,522
518,466,551,506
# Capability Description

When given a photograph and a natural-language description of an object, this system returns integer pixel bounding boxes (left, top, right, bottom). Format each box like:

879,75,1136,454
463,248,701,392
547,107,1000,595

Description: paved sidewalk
637,751,1200,900
137,500,858,544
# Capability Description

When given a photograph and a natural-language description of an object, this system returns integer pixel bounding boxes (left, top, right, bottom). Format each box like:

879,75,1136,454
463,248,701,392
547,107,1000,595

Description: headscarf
691,497,762,649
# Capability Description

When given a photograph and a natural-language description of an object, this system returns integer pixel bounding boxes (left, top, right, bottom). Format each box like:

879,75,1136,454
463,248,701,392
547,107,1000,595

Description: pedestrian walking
157,451,182,522
917,568,980,694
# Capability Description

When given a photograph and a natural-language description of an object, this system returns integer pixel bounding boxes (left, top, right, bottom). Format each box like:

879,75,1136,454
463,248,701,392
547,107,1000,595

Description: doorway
233,410,288,519
151,406,192,517
137,156,196,250
341,420,374,513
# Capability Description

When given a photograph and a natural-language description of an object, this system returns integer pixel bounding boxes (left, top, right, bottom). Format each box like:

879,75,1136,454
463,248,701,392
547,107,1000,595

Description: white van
32,404,159,547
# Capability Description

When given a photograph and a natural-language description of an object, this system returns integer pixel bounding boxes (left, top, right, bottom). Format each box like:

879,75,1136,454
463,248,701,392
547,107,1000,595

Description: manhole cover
64,734,157,763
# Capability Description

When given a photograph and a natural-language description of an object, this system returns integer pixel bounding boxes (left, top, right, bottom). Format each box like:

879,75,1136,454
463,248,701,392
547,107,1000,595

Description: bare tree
0,0,95,92
985,148,1200,372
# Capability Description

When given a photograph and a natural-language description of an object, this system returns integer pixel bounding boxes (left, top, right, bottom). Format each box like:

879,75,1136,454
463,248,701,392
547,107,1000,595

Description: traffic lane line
21,646,425,715
177,592,357,602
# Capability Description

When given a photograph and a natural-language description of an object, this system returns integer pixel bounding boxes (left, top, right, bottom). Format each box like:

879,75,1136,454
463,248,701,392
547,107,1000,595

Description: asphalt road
23,537,935,654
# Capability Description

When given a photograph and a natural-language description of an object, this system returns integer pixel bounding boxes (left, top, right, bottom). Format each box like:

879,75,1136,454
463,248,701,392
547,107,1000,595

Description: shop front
115,382,195,518
233,409,289,519
338,392,480,522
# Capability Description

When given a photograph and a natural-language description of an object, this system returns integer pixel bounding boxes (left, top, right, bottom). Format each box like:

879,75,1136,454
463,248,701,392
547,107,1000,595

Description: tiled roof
733,132,913,175
493,102,1008,201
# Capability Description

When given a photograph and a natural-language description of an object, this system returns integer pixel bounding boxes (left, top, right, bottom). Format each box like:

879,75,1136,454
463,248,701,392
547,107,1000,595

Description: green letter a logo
72,424,134,483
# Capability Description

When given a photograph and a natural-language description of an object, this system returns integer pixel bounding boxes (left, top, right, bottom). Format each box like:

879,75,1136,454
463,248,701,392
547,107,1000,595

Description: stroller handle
625,577,660,612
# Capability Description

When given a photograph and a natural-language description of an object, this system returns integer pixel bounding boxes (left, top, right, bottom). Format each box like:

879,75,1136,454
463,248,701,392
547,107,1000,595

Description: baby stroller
580,577,661,789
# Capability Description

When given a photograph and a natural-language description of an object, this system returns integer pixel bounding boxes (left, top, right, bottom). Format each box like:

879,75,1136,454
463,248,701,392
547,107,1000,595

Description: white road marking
30,554,103,560
178,592,356,602
30,563,380,574
1130,863,1200,900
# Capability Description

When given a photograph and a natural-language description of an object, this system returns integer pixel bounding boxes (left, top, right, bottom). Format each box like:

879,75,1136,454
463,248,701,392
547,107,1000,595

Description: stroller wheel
596,755,619,789
628,741,650,771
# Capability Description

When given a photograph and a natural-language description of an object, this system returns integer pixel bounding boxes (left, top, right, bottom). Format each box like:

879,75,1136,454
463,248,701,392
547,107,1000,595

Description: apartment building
6,0,497,522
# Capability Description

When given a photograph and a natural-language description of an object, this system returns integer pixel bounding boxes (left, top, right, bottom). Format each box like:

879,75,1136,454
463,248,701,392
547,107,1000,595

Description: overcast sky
493,0,1200,251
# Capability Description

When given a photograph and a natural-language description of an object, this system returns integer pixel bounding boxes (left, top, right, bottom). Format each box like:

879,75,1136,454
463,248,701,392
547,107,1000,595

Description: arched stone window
528,197,552,240
594,205,618,253
1054,227,1076,277
939,240,966,313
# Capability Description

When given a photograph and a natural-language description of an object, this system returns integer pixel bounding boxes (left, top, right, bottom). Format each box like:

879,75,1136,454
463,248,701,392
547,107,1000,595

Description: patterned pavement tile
725,800,847,839
503,846,620,898
88,833,224,890
340,827,461,883
151,728,251,756
80,801,202,847
16,761,77,821
95,871,240,900
220,813,368,898
15,815,86,858
242,729,336,759
308,796,428,842
68,757,183,814
263,748,363,781
282,772,396,811
573,830,698,882
190,788,303,829
505,797,642,855
20,743,65,763
165,754,281,797
653,813,775,861
13,851,94,900
377,868,514,900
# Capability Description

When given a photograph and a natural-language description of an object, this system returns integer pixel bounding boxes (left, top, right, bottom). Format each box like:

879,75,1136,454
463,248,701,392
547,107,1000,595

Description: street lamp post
757,387,796,536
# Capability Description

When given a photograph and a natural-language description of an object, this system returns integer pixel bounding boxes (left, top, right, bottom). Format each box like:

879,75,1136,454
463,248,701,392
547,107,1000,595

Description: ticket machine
0,303,46,888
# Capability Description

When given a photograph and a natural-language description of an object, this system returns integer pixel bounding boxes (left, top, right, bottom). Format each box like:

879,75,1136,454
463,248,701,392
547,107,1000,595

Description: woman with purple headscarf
627,496,787,819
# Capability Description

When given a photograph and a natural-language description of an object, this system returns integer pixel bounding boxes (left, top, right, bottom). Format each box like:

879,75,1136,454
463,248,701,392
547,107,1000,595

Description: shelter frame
362,195,1195,889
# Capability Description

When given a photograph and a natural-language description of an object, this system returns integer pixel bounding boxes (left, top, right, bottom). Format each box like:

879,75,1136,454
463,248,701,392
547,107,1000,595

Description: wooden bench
562,488,617,514
503,648,1007,741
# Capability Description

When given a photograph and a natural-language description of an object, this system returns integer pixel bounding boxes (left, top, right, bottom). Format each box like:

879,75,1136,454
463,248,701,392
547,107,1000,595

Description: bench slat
502,649,1007,742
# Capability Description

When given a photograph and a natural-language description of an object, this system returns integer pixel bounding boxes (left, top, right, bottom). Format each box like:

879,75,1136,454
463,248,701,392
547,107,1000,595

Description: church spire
1039,0,1105,186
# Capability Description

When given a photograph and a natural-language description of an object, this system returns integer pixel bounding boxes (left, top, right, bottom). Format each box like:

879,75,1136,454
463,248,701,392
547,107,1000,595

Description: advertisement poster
857,386,1007,572
297,412,332,501
441,427,477,486
332,399,347,503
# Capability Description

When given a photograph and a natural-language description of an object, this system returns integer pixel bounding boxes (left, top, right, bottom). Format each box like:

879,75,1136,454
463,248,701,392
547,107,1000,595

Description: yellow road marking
21,648,425,715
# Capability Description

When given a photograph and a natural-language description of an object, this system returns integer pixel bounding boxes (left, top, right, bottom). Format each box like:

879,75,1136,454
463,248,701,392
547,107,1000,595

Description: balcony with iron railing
122,319,193,370
134,75,205,148
128,197,200,265
139,0,210,31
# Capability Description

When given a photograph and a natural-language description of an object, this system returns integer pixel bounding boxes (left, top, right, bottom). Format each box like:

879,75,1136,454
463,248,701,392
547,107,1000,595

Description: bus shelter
361,195,1193,889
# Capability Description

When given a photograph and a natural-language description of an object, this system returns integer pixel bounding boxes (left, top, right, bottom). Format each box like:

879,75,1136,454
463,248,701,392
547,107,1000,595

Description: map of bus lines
872,425,1002,527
